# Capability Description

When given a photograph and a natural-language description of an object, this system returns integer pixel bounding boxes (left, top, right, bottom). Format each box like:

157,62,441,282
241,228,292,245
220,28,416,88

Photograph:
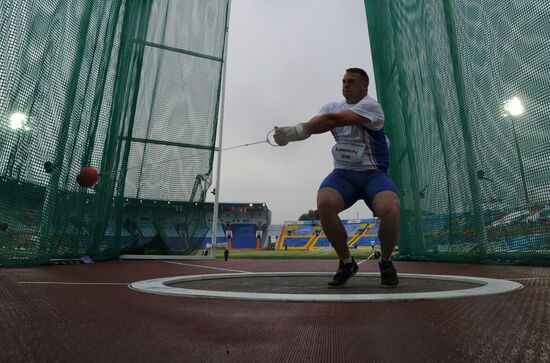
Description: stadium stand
312,236,331,248
231,224,257,249
103,218,137,250
118,225,135,250
354,235,380,249
278,219,381,251
344,223,360,234
282,237,311,249
158,222,187,251
365,222,379,235
351,220,380,249
103,220,118,248
203,202,270,251
311,235,356,250
200,223,227,249
296,224,316,235
267,224,282,249
136,222,157,244
276,221,319,250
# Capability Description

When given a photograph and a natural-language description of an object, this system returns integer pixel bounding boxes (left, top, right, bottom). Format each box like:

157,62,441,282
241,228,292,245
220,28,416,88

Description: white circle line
129,272,523,302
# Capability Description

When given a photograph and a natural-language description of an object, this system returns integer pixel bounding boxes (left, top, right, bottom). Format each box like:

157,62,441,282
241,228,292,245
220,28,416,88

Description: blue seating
313,236,354,248
282,237,310,248
295,225,315,236
366,223,380,234
101,221,136,248
119,226,135,248
315,237,331,247
344,223,359,234
159,223,187,250
137,223,157,244
355,236,380,247
231,224,257,248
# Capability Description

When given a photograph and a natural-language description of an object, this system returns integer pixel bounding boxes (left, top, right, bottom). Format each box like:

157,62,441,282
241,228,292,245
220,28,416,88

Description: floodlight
9,112,28,130
504,97,524,117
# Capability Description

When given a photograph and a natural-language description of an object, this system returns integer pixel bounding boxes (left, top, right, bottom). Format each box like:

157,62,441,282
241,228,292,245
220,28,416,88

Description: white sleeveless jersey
318,95,390,171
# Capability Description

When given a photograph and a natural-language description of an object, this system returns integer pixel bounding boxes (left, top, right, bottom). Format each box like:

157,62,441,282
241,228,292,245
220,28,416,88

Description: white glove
273,123,310,146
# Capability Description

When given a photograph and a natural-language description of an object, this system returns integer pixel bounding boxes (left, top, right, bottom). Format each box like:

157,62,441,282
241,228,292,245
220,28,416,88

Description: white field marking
357,259,369,265
18,282,128,285
161,260,249,273
505,278,550,281
130,272,524,302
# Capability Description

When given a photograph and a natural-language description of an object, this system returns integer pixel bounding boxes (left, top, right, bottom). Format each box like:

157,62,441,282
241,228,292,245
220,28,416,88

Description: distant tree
299,209,320,221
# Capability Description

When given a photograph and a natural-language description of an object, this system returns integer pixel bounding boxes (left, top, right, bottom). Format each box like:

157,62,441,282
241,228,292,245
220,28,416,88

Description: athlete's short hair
346,68,369,87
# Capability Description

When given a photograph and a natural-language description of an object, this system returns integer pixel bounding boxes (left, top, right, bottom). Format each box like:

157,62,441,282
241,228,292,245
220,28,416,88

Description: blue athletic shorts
319,168,398,210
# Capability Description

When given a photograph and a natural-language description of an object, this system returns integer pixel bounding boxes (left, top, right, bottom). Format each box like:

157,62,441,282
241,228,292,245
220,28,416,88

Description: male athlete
274,68,400,287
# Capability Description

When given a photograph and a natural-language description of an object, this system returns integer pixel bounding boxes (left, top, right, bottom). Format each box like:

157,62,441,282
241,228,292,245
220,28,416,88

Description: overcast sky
205,0,377,224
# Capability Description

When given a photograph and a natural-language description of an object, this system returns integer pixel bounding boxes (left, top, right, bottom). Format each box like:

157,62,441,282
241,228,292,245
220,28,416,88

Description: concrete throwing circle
129,272,523,302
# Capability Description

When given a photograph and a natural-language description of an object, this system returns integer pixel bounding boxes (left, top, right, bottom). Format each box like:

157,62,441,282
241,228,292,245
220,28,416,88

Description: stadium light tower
503,96,529,206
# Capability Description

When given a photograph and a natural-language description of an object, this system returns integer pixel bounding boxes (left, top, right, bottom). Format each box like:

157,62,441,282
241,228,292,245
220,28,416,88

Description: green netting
364,0,550,265
0,0,228,267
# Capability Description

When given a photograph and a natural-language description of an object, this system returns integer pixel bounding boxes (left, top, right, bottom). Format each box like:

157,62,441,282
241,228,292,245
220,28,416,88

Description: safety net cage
364,0,549,265
0,0,229,267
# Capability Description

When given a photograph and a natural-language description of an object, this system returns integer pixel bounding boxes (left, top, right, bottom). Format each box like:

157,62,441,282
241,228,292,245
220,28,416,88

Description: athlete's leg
319,170,361,287
317,187,349,259
359,171,400,286
372,191,400,260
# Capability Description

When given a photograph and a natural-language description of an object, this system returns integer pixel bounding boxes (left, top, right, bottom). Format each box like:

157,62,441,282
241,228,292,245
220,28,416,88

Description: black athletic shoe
327,257,359,288
379,260,399,287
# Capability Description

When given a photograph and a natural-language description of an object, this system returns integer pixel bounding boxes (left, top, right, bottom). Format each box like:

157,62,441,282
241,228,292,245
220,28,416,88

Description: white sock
343,256,353,264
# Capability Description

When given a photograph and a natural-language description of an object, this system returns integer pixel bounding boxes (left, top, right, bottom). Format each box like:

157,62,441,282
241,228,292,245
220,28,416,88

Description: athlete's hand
273,123,310,146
